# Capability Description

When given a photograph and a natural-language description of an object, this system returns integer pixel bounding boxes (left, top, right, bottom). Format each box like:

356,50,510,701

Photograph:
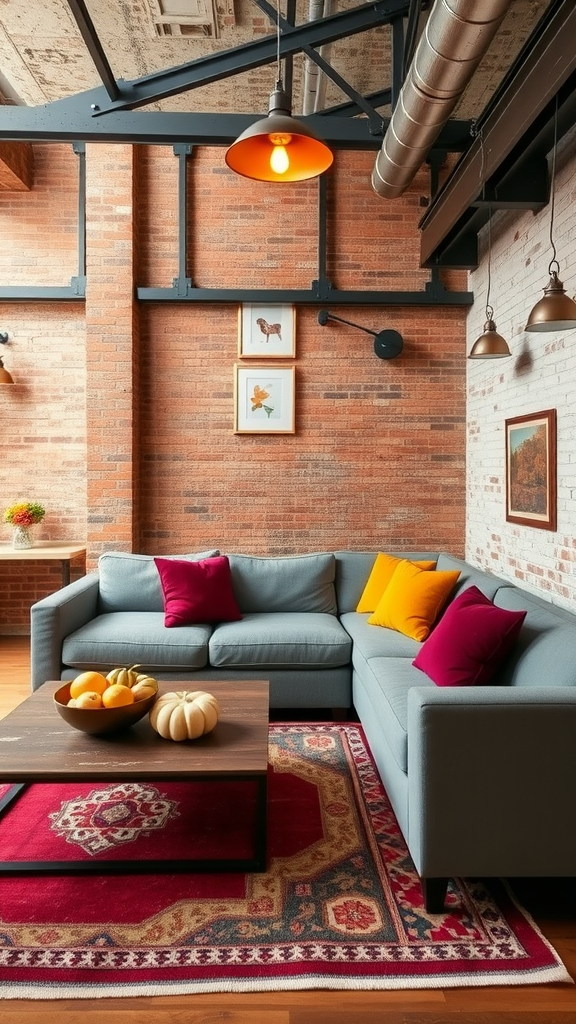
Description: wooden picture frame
234,365,296,434
238,304,296,359
505,409,557,531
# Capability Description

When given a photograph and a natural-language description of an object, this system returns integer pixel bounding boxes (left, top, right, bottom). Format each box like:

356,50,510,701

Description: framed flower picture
238,304,296,358
505,408,556,531
234,365,295,434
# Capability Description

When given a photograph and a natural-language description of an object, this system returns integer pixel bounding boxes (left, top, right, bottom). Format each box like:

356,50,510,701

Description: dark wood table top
0,680,270,782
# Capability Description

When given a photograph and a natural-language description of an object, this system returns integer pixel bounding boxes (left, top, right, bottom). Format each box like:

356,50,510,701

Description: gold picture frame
238,304,296,359
234,364,296,434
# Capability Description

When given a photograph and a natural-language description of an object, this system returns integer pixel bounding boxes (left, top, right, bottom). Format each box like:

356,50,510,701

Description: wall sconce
317,311,403,360
0,333,15,384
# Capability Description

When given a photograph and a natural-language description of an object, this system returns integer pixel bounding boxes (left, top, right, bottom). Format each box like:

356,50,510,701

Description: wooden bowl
53,683,157,736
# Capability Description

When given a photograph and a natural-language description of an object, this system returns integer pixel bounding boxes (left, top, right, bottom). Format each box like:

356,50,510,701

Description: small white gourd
106,663,141,688
149,690,220,741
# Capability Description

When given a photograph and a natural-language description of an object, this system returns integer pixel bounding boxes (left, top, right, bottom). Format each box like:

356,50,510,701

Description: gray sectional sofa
30,548,576,912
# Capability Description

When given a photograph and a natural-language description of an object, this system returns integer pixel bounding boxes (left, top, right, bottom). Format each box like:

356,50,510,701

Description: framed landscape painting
234,365,295,434
505,409,556,531
238,304,296,358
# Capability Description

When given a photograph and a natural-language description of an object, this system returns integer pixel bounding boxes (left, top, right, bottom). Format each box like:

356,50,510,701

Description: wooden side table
0,541,86,588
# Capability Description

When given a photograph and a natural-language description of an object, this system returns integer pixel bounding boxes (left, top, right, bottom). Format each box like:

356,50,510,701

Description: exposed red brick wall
85,144,141,558
0,142,467,633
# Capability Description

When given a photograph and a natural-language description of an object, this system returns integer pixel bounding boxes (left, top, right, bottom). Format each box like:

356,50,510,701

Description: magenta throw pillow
154,555,242,627
412,584,526,687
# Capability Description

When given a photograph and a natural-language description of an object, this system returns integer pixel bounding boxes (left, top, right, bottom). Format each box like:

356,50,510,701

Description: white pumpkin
149,690,220,742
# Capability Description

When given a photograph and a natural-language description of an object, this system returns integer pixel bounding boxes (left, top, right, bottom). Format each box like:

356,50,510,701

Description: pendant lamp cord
276,0,282,86
477,127,494,321
548,94,559,276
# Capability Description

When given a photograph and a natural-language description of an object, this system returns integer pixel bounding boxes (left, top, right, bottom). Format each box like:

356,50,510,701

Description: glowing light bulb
270,144,290,175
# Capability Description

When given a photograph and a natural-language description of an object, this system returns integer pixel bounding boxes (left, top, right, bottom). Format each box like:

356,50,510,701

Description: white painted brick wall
466,143,576,610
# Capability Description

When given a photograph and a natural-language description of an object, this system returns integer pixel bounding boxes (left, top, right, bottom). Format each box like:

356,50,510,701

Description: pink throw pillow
154,555,242,627
412,585,526,687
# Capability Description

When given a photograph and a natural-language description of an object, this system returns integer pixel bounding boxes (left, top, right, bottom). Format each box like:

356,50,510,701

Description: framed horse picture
238,304,296,359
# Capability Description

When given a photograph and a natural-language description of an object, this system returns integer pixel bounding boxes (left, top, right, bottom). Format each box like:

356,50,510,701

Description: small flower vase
11,525,33,549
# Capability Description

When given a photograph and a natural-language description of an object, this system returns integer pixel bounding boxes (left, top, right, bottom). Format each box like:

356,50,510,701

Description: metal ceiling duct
302,0,336,115
372,0,514,199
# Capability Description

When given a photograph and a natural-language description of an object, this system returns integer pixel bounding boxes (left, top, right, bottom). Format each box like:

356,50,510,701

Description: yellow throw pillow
356,552,437,614
368,559,460,641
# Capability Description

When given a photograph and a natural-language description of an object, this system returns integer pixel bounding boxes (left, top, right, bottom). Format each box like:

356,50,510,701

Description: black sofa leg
421,877,449,913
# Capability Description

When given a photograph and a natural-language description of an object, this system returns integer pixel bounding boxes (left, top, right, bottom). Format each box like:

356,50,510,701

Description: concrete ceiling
0,0,550,120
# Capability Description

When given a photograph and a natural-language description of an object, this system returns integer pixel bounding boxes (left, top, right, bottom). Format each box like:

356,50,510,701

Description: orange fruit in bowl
75,690,103,709
70,671,109,699
102,683,135,708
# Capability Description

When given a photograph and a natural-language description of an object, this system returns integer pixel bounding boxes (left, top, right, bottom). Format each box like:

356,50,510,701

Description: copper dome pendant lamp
525,96,576,333
225,2,333,183
469,211,511,359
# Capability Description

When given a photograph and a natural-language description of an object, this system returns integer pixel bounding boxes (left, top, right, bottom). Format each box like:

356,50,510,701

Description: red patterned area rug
0,723,571,998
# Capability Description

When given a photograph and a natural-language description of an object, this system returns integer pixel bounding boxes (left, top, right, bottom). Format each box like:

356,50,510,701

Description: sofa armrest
30,573,100,691
406,686,576,878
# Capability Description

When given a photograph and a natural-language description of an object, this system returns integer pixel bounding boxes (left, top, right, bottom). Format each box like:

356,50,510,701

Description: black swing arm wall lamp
0,332,15,384
317,310,403,360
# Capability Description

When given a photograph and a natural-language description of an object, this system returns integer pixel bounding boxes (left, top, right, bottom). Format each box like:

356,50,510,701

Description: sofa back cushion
334,551,439,614
98,550,219,613
228,553,337,614
435,553,507,601
493,586,576,687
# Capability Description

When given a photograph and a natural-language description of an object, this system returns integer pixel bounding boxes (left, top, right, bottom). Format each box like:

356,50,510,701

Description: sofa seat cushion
62,612,211,671
356,656,434,773
209,612,351,669
228,553,337,614
340,611,422,660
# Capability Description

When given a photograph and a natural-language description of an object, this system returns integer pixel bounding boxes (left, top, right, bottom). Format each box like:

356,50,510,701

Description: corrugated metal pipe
372,0,513,199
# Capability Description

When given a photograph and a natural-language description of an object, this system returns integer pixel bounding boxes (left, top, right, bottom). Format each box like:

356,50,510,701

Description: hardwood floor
1,634,576,1023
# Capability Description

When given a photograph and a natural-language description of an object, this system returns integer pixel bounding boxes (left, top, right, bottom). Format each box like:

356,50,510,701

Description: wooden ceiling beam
0,141,33,191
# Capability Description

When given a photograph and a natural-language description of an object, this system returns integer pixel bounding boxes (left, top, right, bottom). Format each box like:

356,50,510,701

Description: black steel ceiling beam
137,285,473,306
81,1,409,115
65,0,119,101
420,0,576,269
0,106,388,146
0,102,474,150
319,89,392,118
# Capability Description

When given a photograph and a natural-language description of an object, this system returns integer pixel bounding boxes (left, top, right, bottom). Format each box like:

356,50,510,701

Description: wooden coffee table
0,679,269,874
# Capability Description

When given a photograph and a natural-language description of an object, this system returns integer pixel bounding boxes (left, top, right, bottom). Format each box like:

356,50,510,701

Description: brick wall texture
466,144,576,612
1,143,468,633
